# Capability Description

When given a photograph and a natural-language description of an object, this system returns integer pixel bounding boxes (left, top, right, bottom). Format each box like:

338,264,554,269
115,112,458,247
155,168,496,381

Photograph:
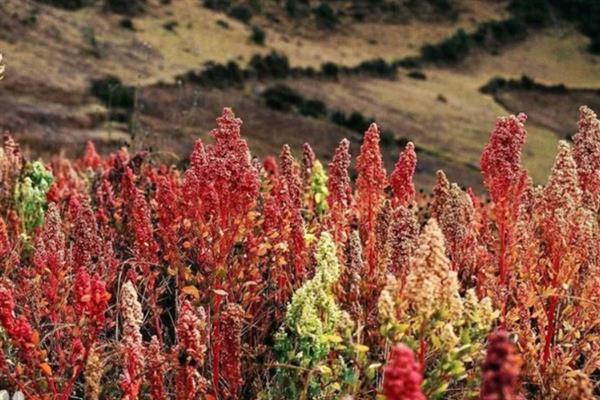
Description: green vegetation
250,25,266,45
313,2,339,29
90,76,135,109
14,161,53,236
285,0,310,18
34,0,94,9
421,29,470,63
480,75,567,95
228,4,253,23
105,0,146,15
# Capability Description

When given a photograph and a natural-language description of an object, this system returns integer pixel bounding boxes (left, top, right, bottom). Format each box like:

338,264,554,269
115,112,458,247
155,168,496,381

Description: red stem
542,254,561,367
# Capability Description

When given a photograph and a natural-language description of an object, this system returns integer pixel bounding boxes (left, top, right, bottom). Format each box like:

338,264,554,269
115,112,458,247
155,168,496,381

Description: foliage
313,3,339,30
104,0,146,15
272,232,356,399
250,25,266,45
0,107,599,399
13,161,53,236
34,0,95,10
228,4,253,23
421,29,470,63
90,76,135,109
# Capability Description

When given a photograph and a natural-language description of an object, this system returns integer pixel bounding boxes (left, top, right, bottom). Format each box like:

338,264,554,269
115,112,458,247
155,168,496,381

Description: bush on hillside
354,58,396,78
228,5,253,23
250,26,266,45
321,62,340,79
105,0,146,15
34,0,94,9
313,2,339,29
203,0,231,11
182,61,245,88
471,18,528,50
285,0,311,18
299,99,328,118
249,52,290,79
421,28,470,63
90,76,135,109
262,84,304,112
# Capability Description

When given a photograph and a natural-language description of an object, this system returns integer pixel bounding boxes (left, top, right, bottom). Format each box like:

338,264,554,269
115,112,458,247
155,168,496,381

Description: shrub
313,2,339,29
354,58,396,78
228,4,253,23
380,129,395,144
203,0,231,11
105,0,146,15
550,0,600,54
508,0,550,26
249,51,290,79
321,62,340,78
299,99,327,118
285,0,310,18
421,28,470,63
346,111,373,133
250,25,266,45
119,18,135,30
394,56,421,69
471,18,528,51
262,84,304,112
176,60,247,88
479,76,507,94
479,75,568,94
330,110,347,126
407,70,427,80
34,0,94,9
90,76,135,109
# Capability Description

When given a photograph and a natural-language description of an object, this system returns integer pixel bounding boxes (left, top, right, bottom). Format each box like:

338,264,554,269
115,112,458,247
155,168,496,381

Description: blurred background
0,0,599,190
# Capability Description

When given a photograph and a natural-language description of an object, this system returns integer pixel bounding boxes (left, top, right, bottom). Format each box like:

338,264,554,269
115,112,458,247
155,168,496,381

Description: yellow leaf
182,285,199,299
317,365,332,375
354,344,369,353
323,334,343,343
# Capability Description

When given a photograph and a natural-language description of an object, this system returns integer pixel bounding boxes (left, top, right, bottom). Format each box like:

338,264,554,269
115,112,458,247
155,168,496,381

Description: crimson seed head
327,138,352,211
356,123,388,273
386,206,419,278
327,138,352,242
480,113,528,204
480,329,522,400
573,106,600,208
80,141,102,170
390,142,417,207
383,344,426,400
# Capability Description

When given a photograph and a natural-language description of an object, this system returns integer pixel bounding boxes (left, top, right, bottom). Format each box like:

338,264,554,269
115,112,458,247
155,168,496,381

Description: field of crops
0,106,599,399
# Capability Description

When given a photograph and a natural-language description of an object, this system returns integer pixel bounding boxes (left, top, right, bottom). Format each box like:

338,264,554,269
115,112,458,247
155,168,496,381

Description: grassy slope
1,0,600,190
287,26,600,186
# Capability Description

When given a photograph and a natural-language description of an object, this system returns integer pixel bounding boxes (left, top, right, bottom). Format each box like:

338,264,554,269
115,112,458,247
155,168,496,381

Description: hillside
1,0,600,191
